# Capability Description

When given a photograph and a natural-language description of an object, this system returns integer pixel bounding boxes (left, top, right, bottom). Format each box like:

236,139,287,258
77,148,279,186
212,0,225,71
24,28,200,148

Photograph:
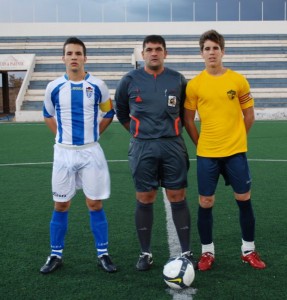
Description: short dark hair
143,35,166,50
199,30,225,51
63,37,87,56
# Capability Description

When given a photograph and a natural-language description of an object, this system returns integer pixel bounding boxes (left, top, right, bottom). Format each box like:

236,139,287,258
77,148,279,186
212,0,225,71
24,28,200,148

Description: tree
9,73,23,88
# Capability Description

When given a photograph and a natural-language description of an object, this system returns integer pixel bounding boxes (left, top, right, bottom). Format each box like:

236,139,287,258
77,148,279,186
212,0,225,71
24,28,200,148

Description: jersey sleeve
238,75,254,110
184,79,198,111
43,82,55,118
179,73,187,125
98,81,113,112
114,74,131,125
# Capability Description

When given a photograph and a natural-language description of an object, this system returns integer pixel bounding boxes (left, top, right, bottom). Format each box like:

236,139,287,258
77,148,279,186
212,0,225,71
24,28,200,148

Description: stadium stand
0,34,287,121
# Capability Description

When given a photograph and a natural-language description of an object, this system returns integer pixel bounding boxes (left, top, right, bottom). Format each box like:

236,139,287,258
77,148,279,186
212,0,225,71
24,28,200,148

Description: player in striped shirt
184,30,266,271
40,37,117,274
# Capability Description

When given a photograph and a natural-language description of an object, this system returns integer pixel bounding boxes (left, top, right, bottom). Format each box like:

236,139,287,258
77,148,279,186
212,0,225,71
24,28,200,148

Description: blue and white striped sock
51,249,63,258
89,209,109,257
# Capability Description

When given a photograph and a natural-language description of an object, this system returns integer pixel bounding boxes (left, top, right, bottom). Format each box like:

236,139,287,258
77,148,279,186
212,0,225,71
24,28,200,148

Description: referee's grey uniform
115,67,189,192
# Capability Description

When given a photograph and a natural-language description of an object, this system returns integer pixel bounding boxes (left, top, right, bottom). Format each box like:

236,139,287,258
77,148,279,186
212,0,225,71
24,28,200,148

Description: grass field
0,121,287,300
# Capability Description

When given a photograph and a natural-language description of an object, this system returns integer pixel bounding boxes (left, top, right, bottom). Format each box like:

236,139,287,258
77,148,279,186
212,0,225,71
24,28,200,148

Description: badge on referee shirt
168,95,176,107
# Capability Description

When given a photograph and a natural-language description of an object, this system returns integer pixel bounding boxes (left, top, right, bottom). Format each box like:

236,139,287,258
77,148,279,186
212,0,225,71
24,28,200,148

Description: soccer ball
163,256,195,289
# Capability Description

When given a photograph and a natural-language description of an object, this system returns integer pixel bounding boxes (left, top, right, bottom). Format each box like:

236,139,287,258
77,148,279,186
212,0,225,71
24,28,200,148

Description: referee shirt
115,67,187,139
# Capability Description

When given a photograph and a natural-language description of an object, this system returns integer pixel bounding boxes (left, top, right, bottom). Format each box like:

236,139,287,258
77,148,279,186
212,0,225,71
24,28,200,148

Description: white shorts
51,143,110,202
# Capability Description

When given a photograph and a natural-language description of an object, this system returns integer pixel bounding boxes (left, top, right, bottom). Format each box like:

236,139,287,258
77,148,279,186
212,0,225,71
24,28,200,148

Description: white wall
0,21,286,37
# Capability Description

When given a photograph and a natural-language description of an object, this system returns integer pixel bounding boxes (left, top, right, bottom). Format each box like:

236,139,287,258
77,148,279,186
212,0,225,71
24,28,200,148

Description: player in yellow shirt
184,30,266,271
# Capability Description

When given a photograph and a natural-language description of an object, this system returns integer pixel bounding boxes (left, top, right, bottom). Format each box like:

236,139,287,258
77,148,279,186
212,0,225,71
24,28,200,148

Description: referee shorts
128,136,189,192
197,152,251,196
51,143,110,202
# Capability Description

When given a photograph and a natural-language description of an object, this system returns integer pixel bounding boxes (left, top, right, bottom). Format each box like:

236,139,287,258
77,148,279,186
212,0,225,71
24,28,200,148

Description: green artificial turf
0,121,286,300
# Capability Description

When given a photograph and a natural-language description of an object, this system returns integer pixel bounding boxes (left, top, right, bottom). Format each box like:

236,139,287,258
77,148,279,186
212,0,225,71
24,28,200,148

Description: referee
115,35,197,271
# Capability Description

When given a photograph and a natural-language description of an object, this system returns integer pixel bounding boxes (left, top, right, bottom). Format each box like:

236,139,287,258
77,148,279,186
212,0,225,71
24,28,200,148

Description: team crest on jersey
86,86,93,98
227,90,236,100
168,95,176,107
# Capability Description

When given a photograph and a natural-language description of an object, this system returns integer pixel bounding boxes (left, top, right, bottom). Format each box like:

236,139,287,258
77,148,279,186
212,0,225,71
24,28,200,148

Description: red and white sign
0,54,34,70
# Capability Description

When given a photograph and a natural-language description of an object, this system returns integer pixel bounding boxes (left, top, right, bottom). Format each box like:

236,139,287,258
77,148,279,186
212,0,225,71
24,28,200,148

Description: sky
0,0,286,23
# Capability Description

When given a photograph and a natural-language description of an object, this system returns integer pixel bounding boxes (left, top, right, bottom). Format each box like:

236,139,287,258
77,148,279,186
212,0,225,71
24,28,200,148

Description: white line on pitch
0,158,286,167
162,188,197,300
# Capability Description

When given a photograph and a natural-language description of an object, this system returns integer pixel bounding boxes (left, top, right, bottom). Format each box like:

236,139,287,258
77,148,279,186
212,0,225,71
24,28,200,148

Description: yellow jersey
184,69,254,157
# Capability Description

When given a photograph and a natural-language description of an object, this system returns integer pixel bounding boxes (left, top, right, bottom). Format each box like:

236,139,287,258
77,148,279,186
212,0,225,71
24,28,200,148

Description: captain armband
101,109,115,119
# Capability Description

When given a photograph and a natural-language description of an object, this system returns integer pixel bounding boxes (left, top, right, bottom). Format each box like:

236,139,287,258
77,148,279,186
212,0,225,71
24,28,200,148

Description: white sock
202,242,215,256
241,239,255,255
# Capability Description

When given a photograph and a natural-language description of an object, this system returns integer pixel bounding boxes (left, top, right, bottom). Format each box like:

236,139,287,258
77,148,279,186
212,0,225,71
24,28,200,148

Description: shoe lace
181,251,193,258
201,252,214,260
140,252,152,259
104,255,112,263
250,251,260,260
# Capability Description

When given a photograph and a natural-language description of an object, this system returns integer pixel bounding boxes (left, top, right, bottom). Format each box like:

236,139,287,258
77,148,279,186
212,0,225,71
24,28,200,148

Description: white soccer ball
163,256,195,289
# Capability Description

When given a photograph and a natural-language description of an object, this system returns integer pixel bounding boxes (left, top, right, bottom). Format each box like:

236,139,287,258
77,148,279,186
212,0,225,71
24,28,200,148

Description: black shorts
197,153,252,196
128,136,189,192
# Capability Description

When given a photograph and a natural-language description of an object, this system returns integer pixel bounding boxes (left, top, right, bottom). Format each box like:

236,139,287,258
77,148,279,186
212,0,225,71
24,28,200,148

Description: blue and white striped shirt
43,73,111,145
